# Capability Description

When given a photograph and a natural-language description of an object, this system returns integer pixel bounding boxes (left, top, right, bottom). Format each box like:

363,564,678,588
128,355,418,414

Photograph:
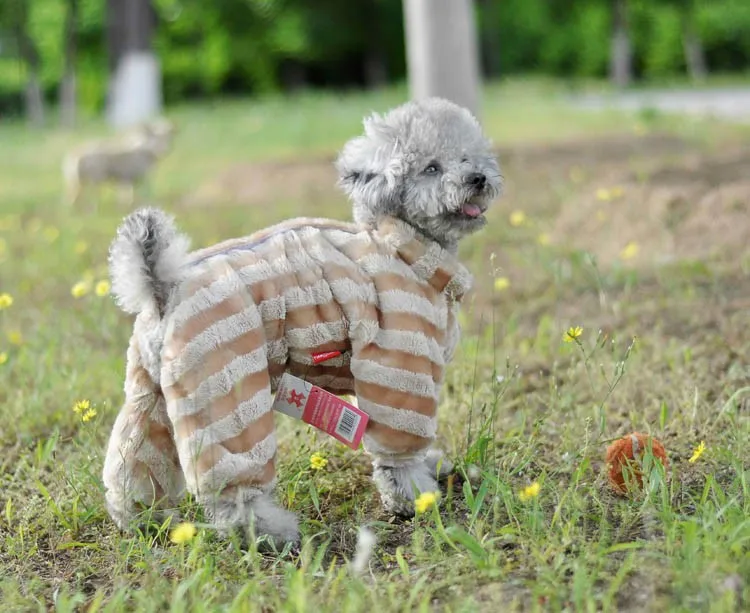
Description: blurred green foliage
1,0,750,116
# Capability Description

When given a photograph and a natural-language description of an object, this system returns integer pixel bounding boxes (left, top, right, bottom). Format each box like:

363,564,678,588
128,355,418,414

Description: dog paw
372,461,440,518
246,495,301,551
206,493,300,551
424,448,454,481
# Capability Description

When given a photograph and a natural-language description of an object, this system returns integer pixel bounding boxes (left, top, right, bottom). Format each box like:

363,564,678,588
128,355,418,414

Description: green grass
1,78,749,612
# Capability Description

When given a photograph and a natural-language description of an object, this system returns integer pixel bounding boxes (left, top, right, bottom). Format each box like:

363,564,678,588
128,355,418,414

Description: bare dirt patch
180,157,340,208
180,132,750,268
550,141,750,267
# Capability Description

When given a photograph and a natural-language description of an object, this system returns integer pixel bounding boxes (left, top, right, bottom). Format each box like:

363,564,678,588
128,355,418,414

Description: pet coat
104,214,472,517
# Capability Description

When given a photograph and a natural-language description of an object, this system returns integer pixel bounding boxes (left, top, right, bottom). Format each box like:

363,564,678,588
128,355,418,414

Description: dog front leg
352,394,443,517
369,447,440,517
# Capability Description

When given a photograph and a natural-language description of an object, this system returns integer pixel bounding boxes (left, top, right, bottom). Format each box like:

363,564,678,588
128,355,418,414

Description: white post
108,52,162,128
403,0,482,118
106,0,162,128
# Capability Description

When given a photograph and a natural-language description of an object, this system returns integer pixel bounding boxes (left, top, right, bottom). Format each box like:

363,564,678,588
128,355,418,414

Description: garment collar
374,216,473,300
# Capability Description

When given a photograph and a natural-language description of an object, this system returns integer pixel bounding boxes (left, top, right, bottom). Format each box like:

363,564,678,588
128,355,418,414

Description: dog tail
108,207,190,317
62,152,81,205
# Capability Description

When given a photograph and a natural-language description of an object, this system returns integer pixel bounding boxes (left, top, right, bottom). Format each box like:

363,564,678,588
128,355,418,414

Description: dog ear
335,112,403,221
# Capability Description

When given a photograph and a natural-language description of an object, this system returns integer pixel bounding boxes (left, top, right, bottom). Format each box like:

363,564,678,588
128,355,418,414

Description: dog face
336,98,502,248
141,118,175,157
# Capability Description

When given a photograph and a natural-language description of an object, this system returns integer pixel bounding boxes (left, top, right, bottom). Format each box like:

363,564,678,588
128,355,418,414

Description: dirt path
572,86,750,122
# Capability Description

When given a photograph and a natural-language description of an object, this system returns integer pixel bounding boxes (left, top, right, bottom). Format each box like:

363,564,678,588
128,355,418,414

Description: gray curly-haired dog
63,118,175,208
102,97,502,548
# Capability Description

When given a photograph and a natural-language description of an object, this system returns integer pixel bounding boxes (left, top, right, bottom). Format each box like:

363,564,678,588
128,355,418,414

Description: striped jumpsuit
102,215,472,524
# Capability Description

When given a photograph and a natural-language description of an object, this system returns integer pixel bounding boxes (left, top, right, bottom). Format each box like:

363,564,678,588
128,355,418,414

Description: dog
62,118,175,208
102,98,502,548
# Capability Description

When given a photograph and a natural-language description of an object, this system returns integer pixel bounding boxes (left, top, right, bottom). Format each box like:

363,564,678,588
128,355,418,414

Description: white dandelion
351,526,377,575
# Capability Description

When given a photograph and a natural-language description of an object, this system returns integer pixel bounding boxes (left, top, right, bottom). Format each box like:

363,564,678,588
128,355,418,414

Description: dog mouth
460,202,485,218
448,200,488,221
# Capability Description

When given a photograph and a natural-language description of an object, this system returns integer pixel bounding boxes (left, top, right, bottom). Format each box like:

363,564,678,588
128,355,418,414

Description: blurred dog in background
62,118,175,208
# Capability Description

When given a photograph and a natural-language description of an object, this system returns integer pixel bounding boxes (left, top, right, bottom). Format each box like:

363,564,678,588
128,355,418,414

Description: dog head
140,118,176,157
336,97,502,249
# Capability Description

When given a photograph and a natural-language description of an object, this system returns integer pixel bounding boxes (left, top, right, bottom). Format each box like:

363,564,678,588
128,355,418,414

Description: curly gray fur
335,97,502,252
108,207,190,317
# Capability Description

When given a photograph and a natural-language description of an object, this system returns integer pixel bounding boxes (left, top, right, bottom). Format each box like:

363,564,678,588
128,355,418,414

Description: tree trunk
280,61,308,92
24,74,45,127
60,0,79,128
683,30,707,82
609,0,632,88
11,1,45,127
363,0,388,89
479,0,501,78
682,9,707,82
106,0,162,128
403,0,482,118
364,50,388,89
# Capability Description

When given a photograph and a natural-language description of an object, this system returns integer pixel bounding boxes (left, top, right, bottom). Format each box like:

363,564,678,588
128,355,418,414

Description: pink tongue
462,203,482,217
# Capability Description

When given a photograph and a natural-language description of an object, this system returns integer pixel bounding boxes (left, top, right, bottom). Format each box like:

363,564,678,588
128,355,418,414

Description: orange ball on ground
606,432,669,494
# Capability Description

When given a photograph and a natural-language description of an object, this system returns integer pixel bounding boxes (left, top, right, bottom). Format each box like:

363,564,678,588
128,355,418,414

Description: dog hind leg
102,337,185,530
161,328,299,549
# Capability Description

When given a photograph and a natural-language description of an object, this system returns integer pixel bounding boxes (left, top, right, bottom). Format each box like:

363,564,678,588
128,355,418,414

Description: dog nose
466,172,486,188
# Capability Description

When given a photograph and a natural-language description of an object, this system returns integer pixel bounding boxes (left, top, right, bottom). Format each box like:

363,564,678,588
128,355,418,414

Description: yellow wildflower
0,293,13,309
518,481,541,502
0,215,20,232
0,352,7,365
43,227,60,243
7,330,22,346
537,233,550,246
71,281,91,298
509,210,526,227
569,166,585,184
81,408,97,423
74,241,89,255
563,326,583,343
310,452,328,470
414,491,439,513
170,522,197,544
620,242,639,261
596,186,625,202
494,277,510,292
688,441,705,463
73,399,91,414
95,280,111,297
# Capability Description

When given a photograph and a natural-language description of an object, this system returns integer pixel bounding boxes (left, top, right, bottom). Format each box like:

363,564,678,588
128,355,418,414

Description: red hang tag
311,350,342,364
272,373,368,449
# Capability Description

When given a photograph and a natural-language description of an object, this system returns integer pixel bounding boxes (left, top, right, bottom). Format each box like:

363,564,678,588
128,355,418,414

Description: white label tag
272,373,369,449
273,372,310,420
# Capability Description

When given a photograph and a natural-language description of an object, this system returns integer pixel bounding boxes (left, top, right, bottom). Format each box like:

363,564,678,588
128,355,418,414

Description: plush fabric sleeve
442,299,462,364
350,325,443,457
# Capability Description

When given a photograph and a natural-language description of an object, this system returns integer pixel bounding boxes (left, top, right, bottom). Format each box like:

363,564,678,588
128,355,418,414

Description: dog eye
423,162,441,175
